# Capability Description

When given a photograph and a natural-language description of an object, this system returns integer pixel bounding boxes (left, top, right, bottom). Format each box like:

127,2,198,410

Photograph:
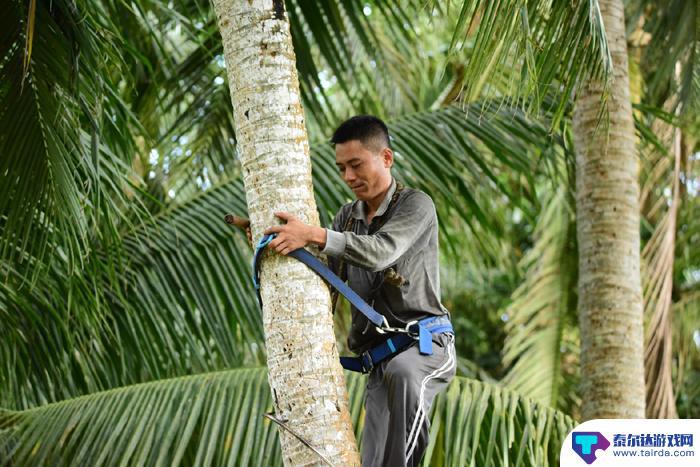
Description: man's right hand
224,214,253,246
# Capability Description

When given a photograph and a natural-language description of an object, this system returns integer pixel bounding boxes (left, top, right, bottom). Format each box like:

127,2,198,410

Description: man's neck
365,178,393,217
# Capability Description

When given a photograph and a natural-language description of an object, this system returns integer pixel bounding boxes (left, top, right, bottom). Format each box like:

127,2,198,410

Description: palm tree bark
211,1,360,464
572,0,646,419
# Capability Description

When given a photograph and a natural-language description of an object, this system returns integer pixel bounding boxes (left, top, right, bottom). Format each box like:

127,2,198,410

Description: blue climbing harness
252,234,454,373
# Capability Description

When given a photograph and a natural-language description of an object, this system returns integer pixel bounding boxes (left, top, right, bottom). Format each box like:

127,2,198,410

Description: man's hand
264,212,326,255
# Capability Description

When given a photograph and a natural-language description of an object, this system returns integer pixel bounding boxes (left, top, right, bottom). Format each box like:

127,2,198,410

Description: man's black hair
330,115,391,152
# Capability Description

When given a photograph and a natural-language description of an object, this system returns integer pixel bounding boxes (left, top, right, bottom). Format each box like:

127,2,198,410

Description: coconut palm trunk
572,0,646,419
211,1,360,464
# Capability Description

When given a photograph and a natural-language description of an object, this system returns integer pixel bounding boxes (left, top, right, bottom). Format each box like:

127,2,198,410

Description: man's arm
329,191,435,272
264,192,435,272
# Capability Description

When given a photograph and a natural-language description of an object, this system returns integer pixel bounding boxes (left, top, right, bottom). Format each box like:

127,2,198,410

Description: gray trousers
362,333,456,467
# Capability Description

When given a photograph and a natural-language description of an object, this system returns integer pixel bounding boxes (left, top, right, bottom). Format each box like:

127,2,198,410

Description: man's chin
353,192,372,202
351,187,368,199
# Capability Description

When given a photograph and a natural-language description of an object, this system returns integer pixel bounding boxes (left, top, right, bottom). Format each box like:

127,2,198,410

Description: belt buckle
404,320,420,339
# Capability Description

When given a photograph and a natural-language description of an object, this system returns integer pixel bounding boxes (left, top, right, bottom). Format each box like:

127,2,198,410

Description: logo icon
571,431,610,464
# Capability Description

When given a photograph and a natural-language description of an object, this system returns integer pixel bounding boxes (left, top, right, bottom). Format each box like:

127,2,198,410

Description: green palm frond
500,189,578,412
670,101,700,296
445,0,612,128
286,0,404,126
153,0,419,154
454,356,498,383
157,73,238,197
0,368,282,466
0,0,148,280
0,177,264,410
626,0,697,119
675,148,700,290
427,377,575,466
0,368,575,466
152,0,599,175
120,177,266,371
0,259,122,410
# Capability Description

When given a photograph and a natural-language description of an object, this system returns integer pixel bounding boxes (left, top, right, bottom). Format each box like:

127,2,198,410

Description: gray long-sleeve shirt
322,178,449,354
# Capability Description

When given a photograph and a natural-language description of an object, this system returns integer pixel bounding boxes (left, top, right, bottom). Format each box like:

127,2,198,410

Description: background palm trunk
211,0,360,464
572,0,646,419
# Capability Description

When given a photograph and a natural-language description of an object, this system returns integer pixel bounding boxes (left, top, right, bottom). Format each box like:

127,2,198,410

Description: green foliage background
0,0,697,464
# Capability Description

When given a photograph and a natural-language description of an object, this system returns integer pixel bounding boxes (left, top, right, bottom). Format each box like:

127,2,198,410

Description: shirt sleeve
321,229,346,257
324,191,435,272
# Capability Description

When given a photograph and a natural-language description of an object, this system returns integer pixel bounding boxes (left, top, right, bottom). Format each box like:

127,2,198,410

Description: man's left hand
264,212,316,256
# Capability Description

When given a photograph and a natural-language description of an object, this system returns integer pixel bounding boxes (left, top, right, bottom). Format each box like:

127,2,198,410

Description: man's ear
382,147,394,168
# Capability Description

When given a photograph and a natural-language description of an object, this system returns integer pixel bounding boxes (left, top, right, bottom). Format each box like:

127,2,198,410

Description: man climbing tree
214,1,455,464
264,116,457,466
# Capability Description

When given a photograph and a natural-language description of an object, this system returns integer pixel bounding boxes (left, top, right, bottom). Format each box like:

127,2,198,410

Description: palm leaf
636,108,683,418
626,0,698,119
0,0,148,280
120,177,266,371
500,188,578,413
153,0,419,158
427,377,575,466
0,368,282,466
0,368,575,466
445,0,612,129
674,138,700,288
0,177,265,410
153,0,597,178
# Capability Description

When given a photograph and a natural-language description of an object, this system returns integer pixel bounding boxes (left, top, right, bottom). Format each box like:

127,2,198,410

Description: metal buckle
375,316,391,334
404,320,420,339
376,316,418,336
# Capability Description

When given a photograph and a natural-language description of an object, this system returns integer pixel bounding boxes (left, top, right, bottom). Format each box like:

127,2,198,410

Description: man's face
335,140,393,201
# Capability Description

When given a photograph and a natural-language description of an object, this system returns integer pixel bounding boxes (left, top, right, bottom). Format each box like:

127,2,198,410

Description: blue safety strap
288,249,388,327
253,234,385,327
252,234,454,373
341,317,454,373
252,234,276,308
340,334,415,373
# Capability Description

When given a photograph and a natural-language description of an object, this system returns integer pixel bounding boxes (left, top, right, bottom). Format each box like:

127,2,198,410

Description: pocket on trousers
431,332,453,349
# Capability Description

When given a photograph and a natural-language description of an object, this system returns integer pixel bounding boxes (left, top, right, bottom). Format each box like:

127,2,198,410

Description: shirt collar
351,178,397,221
